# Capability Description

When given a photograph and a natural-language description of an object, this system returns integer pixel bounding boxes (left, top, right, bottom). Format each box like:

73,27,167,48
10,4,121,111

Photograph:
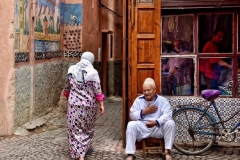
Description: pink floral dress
63,74,104,158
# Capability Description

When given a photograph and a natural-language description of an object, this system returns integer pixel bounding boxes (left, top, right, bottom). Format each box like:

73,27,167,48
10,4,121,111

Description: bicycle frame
173,90,240,155
194,100,240,134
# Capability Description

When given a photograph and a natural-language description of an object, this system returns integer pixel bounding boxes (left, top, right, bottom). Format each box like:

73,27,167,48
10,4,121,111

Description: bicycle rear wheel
173,107,216,155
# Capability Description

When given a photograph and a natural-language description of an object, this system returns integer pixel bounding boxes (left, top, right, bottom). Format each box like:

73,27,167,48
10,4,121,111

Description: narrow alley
0,98,240,160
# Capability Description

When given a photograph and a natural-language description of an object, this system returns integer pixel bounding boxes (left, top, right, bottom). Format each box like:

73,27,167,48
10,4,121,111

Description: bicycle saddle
201,89,220,100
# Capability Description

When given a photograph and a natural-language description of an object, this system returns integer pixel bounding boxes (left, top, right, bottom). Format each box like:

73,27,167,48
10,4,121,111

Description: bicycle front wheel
173,107,216,155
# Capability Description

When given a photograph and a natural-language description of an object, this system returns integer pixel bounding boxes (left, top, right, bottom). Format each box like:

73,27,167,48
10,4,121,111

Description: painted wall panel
60,3,82,25
14,0,30,52
60,2,83,54
34,0,60,52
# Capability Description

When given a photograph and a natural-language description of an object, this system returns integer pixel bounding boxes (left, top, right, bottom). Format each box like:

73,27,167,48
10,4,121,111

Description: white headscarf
68,51,100,83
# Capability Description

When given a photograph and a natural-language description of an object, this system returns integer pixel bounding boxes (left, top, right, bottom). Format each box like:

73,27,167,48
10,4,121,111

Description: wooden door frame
122,0,161,147
122,0,128,147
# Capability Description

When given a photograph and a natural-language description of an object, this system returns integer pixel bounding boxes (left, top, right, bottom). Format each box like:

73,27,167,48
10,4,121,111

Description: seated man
125,78,176,160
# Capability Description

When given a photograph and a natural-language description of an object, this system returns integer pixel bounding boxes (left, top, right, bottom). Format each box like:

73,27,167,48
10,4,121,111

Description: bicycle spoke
173,107,216,155
184,110,192,128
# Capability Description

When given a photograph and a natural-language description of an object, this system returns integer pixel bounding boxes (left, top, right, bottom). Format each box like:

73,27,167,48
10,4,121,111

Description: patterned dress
63,74,103,158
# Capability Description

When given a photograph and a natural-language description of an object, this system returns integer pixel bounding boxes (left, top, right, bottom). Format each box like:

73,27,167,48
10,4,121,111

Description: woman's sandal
163,153,172,160
125,154,136,160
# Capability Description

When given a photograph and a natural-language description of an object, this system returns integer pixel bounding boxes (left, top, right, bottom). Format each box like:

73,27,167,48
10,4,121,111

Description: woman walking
63,51,105,160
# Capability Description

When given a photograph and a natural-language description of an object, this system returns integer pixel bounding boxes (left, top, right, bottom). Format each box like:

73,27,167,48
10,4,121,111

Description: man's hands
170,66,179,75
142,104,158,116
141,104,158,128
145,120,157,128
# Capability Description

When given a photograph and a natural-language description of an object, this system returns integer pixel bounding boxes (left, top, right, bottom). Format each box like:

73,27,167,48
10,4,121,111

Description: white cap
143,78,156,89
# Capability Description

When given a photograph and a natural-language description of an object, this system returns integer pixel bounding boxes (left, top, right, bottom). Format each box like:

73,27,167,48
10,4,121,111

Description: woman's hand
98,100,104,116
99,105,104,116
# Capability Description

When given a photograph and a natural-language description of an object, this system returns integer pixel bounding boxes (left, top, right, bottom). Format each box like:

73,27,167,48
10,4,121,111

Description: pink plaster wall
114,0,123,60
99,0,123,60
0,0,123,135
62,0,122,60
82,0,122,60
82,0,101,56
0,0,15,135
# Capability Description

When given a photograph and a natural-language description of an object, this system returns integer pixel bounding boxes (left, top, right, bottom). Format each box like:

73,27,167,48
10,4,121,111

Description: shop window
161,15,194,96
161,13,238,97
161,57,194,96
198,14,234,96
162,15,194,54
199,58,232,95
198,14,233,53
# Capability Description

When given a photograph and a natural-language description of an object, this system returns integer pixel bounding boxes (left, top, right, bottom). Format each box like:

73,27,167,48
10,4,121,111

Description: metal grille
64,51,82,58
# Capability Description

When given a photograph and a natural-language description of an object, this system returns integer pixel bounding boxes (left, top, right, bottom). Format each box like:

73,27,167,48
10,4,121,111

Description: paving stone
0,99,240,160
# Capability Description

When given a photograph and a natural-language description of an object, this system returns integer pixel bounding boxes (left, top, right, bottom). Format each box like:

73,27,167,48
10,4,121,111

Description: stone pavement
0,98,240,160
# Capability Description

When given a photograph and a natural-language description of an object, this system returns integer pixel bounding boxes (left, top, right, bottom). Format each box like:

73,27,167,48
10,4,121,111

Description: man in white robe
125,78,176,160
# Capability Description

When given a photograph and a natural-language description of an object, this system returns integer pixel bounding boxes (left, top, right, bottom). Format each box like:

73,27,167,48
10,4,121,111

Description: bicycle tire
172,107,216,155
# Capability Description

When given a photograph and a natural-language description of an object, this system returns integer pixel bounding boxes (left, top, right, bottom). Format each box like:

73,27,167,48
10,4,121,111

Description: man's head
173,40,181,48
212,29,225,44
143,78,156,101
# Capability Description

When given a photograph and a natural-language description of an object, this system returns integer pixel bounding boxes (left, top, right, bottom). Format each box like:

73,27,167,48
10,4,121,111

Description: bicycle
172,89,240,155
